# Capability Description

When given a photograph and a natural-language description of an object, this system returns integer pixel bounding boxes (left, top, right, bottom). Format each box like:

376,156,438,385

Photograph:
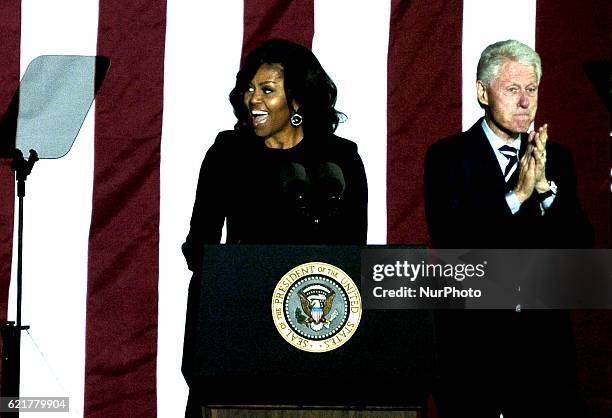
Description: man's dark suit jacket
424,118,592,249
423,118,592,417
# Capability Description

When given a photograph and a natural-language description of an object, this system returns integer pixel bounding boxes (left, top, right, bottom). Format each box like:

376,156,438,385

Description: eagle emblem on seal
296,284,338,332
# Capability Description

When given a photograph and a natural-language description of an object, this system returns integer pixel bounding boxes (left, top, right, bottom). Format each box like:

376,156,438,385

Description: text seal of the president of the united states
271,261,362,353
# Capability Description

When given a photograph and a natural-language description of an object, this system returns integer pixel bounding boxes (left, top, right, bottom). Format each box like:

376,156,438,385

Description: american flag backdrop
0,1,609,417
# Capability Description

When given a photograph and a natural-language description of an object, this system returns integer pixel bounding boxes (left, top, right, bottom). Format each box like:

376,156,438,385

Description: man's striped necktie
499,144,518,182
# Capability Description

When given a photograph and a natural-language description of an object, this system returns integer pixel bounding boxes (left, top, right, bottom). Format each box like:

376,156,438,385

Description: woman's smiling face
243,63,296,142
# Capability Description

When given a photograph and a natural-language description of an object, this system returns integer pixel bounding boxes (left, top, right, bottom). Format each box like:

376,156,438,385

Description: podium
182,245,436,417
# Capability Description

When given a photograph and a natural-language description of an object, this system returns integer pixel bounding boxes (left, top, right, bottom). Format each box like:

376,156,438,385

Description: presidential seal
271,262,362,353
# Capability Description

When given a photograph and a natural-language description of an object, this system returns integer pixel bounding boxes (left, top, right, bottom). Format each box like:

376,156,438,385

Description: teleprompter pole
0,149,37,416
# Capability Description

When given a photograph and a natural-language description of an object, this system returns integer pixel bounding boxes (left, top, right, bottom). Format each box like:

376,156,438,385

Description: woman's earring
290,113,303,127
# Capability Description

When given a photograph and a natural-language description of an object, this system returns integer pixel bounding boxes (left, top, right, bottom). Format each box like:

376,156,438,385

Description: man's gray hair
477,40,542,86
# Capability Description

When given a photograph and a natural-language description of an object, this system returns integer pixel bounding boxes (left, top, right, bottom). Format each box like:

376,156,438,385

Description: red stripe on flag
84,1,167,416
535,0,610,248
0,0,21,383
387,0,463,245
536,2,611,417
242,0,314,61
0,0,20,322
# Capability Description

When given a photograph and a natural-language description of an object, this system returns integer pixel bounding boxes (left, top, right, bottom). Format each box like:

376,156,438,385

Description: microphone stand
0,149,37,416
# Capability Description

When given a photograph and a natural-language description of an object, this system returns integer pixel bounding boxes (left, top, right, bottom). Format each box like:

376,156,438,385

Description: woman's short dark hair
229,38,344,136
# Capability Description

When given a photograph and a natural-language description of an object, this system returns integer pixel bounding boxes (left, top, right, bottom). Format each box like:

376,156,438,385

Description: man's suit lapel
465,119,508,194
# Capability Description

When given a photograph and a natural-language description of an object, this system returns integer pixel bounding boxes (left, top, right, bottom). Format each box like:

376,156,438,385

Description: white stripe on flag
313,0,391,244
9,1,99,416
158,1,244,415
462,0,537,130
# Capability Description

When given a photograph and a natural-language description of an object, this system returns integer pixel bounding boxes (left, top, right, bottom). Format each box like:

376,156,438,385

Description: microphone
279,162,310,209
315,162,345,202
311,162,345,222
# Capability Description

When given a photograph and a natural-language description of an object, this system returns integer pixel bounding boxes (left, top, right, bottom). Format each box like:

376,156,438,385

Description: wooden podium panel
203,406,419,418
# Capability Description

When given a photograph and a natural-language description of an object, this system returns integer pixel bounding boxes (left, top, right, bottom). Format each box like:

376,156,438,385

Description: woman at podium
182,39,369,417
182,38,368,271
